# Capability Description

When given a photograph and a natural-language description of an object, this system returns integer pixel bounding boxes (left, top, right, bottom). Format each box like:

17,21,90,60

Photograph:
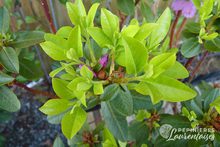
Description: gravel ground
1,89,66,147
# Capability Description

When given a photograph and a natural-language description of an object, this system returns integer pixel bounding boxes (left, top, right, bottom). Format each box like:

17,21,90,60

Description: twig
13,81,58,98
175,17,187,47
169,11,181,48
40,0,56,33
184,57,195,70
189,51,209,82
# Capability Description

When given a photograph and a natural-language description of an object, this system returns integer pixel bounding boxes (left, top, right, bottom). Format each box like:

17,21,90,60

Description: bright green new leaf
39,99,70,115
0,47,19,73
52,78,75,99
44,33,69,50
87,3,100,27
10,31,44,49
149,53,176,78
192,0,200,9
101,8,119,38
116,0,135,15
0,86,20,112
87,27,112,48
93,82,104,95
56,26,72,38
0,72,14,86
66,1,86,25
80,65,93,79
123,36,148,74
77,81,92,91
145,75,197,104
180,38,201,58
162,62,189,79
40,41,68,61
68,26,83,58
102,127,117,147
210,96,220,114
147,8,171,49
121,25,139,37
134,23,158,41
61,106,87,139
0,7,10,33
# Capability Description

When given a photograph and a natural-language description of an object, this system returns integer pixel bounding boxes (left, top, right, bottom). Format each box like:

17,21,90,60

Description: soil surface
1,88,66,147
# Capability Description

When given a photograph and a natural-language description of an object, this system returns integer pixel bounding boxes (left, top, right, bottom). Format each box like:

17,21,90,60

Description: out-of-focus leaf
0,7,10,33
0,47,19,73
0,86,20,112
116,0,135,15
10,31,44,49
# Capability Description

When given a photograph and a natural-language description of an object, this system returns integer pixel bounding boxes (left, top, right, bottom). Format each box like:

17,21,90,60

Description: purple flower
99,54,108,68
171,0,196,18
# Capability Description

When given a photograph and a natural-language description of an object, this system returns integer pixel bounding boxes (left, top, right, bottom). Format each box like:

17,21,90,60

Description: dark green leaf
204,37,220,52
10,31,44,49
101,101,128,141
53,135,65,147
117,0,135,15
0,72,14,86
180,38,201,58
0,7,10,33
0,47,19,73
0,86,20,112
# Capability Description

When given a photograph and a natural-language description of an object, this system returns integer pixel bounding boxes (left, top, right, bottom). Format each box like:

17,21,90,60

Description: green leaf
180,38,201,58
140,1,154,22
87,27,112,48
101,8,119,38
116,0,135,15
144,75,197,104
61,106,87,139
93,82,104,95
102,127,117,147
0,72,14,86
44,33,69,49
134,23,158,41
147,8,171,49
52,78,75,99
100,84,120,101
87,3,100,27
204,37,220,52
210,96,220,114
109,85,133,116
149,53,176,78
39,99,70,115
19,57,43,80
121,25,139,37
56,26,72,38
192,0,201,9
53,136,65,147
162,62,189,79
66,1,86,25
40,41,68,61
0,7,10,33
128,121,149,146
68,26,83,58
80,65,93,79
77,81,92,91
0,86,20,112
47,113,65,124
0,47,19,73
10,31,44,49
101,101,128,141
123,36,148,74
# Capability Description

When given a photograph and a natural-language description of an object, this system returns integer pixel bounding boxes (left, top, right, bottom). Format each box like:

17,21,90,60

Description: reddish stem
175,17,187,47
184,57,195,70
40,0,56,33
169,11,181,48
13,81,58,98
189,51,209,82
